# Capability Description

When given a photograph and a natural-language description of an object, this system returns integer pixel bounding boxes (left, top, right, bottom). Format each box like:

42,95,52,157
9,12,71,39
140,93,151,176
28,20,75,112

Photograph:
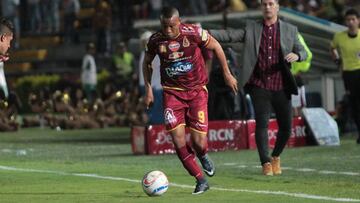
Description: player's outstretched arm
143,53,156,109
208,28,245,43
206,36,238,94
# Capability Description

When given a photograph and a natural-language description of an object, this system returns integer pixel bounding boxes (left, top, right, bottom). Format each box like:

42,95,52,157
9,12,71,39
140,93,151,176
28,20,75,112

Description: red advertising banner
247,117,307,149
145,120,248,155
131,126,146,154
131,118,308,155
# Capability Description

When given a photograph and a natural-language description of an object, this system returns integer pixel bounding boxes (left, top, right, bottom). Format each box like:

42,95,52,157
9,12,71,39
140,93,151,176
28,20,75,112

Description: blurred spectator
0,89,19,131
189,0,208,15
93,0,112,56
309,0,345,23
114,0,134,39
111,42,135,90
41,0,60,33
61,0,80,43
81,42,97,103
1,0,20,48
243,0,260,9
208,0,226,13
138,31,163,124
49,0,60,33
27,0,41,33
291,33,313,117
133,0,148,19
227,0,248,12
149,0,162,19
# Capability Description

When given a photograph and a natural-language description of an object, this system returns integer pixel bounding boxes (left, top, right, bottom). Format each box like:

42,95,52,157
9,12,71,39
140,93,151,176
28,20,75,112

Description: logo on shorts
164,108,177,125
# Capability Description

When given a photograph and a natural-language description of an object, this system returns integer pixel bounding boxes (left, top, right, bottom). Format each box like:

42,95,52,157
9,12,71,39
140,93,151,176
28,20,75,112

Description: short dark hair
345,8,359,18
160,7,179,19
0,17,14,35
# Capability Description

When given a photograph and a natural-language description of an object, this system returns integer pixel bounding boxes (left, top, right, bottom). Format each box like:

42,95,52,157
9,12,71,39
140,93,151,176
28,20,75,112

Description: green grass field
0,127,359,203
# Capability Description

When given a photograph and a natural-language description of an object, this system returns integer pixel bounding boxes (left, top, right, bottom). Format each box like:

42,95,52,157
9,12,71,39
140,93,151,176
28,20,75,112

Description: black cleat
192,180,210,195
199,154,215,177
357,137,360,144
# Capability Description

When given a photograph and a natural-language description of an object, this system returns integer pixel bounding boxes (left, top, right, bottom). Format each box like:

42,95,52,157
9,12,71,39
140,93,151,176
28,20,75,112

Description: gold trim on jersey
189,127,208,135
163,85,208,92
204,34,211,47
167,123,186,132
163,86,187,91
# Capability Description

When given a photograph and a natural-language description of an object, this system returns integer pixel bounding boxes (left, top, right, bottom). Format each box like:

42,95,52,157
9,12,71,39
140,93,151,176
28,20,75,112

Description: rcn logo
155,129,234,145
165,62,193,77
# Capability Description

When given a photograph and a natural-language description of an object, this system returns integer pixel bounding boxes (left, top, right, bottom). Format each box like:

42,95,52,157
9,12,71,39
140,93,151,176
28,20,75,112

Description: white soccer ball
142,170,169,196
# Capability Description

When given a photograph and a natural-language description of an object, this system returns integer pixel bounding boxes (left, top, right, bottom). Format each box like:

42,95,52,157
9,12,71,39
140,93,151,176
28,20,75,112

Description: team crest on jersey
183,36,190,47
164,108,177,125
159,44,167,53
169,52,184,60
168,41,180,52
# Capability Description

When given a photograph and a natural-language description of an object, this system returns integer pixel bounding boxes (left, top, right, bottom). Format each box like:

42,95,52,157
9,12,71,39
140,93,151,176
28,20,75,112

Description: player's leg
170,126,204,179
187,87,215,177
163,89,207,194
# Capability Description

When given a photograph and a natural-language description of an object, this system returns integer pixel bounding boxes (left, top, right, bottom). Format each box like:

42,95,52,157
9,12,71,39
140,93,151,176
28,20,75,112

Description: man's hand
223,72,238,94
0,54,9,62
144,88,154,109
284,52,299,63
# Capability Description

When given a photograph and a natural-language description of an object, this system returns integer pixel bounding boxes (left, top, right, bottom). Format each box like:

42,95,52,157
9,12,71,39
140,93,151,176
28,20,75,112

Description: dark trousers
248,86,292,165
343,70,360,138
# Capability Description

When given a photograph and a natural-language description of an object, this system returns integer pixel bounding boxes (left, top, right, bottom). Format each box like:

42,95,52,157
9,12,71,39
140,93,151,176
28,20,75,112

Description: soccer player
143,7,238,194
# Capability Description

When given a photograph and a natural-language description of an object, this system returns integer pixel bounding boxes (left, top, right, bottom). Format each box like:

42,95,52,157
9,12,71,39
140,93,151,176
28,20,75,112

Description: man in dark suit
210,0,307,176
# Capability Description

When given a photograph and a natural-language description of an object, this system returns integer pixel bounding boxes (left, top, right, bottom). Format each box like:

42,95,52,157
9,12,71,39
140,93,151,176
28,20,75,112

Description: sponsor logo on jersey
168,52,184,60
164,108,177,125
168,41,180,52
183,36,190,47
181,26,195,33
159,44,166,53
165,61,193,77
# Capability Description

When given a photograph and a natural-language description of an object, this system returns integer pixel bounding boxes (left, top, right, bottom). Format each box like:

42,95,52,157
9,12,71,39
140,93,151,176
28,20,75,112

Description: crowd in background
1,0,359,45
0,1,359,132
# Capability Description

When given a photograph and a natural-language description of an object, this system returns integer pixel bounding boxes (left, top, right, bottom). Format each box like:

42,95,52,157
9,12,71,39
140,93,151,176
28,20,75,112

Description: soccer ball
142,170,169,196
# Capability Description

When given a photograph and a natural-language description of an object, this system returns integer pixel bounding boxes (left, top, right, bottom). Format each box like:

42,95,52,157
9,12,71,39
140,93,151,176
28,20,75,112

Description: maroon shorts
163,87,208,134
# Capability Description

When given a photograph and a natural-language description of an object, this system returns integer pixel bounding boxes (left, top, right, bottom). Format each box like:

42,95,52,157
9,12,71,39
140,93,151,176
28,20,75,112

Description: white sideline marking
0,165,359,202
223,163,360,176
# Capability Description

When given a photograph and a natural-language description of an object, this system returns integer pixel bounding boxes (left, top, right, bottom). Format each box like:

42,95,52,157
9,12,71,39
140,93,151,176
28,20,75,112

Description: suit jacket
210,19,307,97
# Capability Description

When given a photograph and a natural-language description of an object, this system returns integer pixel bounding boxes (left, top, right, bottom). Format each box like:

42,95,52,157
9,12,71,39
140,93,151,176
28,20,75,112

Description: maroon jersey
146,23,211,90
